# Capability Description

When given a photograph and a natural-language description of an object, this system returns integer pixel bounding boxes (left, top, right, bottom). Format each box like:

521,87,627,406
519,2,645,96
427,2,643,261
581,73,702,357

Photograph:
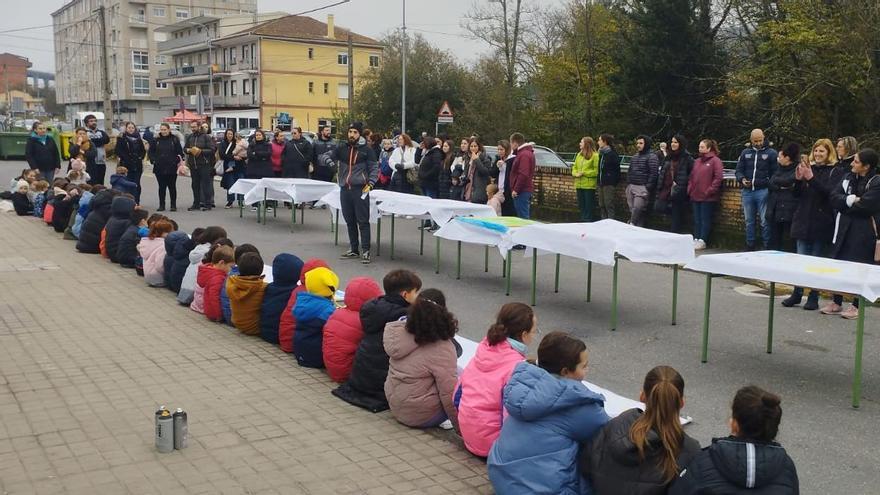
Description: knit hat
70,159,84,172
348,121,364,136
15,180,28,192
305,266,339,298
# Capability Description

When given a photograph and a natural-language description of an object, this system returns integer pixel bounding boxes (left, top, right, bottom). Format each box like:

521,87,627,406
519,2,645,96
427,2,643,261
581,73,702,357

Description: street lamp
401,0,406,135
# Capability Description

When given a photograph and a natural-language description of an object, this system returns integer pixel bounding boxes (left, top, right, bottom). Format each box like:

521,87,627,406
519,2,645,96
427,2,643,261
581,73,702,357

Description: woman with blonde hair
572,136,599,221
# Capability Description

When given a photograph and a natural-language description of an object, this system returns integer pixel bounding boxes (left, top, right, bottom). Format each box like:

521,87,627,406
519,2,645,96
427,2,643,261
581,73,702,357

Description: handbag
177,156,190,177
406,166,419,185
214,159,225,175
872,217,880,263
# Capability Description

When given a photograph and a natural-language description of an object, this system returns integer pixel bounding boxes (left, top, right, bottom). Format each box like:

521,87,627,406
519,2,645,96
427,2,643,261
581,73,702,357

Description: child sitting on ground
178,226,228,305
12,180,32,216
384,288,459,430
191,238,234,314
201,245,235,321
226,251,267,335
67,154,91,185
110,166,138,196
323,276,383,383
220,244,260,325
117,209,149,268
71,184,103,239
486,183,504,216
31,180,50,218
168,227,203,293
104,195,136,263
139,219,174,286
293,266,340,368
259,253,304,345
488,331,609,494
278,258,329,352
8,168,36,194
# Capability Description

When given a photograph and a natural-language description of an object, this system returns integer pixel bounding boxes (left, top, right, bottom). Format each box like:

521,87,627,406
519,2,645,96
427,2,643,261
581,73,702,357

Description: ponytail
629,366,685,483
486,302,534,346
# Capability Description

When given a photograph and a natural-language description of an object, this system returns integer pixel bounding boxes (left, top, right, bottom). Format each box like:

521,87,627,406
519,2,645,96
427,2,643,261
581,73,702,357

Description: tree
463,0,532,87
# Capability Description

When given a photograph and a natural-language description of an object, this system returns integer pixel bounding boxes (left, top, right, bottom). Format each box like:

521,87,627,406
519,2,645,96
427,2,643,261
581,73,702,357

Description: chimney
326,14,335,39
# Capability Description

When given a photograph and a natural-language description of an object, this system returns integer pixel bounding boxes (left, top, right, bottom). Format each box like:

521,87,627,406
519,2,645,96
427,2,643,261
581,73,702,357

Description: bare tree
463,0,533,87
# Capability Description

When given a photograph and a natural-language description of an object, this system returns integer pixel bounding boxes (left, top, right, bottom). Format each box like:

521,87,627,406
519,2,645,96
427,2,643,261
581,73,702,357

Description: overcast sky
0,0,568,72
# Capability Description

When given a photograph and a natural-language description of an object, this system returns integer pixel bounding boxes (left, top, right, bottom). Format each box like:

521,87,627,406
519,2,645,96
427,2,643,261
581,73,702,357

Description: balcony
158,35,209,55
215,60,258,74
159,64,213,82
159,94,258,110
213,94,259,108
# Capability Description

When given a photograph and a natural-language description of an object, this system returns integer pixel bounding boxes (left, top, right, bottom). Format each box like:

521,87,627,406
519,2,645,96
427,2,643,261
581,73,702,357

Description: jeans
40,168,56,183
126,168,142,204
190,165,214,208
625,184,649,226
741,188,770,248
513,191,532,219
692,201,717,243
340,187,371,253
576,188,596,222
156,174,177,208
598,185,616,219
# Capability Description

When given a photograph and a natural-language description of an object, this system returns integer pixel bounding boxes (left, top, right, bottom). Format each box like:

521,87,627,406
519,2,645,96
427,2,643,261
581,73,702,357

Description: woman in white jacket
390,133,417,194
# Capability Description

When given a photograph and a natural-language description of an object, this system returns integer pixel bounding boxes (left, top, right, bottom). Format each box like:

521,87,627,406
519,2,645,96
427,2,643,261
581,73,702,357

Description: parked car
237,128,257,140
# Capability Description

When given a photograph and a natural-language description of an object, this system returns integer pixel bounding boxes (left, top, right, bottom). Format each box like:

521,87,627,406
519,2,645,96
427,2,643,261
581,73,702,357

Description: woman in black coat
75,189,116,253
281,127,313,179
823,148,880,319
417,137,443,198
115,122,146,203
463,137,492,204
150,123,183,211
246,130,273,179
654,135,694,233
437,140,454,200
25,122,60,182
765,142,799,252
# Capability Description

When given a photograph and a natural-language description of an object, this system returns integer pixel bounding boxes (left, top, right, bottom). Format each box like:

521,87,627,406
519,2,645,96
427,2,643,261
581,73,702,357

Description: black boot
157,203,165,212
781,288,803,307
803,291,819,311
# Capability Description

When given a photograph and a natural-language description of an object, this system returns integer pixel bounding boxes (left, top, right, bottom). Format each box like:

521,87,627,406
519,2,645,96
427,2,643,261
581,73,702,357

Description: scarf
464,153,481,201
507,337,527,356
31,131,48,145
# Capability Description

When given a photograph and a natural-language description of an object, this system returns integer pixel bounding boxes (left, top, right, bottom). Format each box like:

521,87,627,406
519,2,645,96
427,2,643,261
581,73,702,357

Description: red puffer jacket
199,263,229,322
323,277,383,383
278,258,329,352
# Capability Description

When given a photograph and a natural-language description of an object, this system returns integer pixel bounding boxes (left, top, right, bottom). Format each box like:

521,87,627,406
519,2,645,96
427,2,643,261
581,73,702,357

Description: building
0,89,45,115
51,0,257,126
206,14,383,133
0,53,32,91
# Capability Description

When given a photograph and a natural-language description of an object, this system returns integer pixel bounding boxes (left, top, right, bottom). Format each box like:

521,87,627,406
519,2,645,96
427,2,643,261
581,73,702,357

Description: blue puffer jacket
259,253,304,345
735,144,778,190
220,265,238,324
168,237,195,293
292,292,335,368
162,232,188,288
488,362,609,495
71,190,93,238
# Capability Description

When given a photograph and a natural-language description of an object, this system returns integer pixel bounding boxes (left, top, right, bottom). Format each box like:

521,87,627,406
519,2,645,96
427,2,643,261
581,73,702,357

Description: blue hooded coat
162,232,188,288
168,236,195,293
292,292,335,368
104,196,136,263
220,265,238,324
259,254,304,345
488,362,609,495
71,190,94,238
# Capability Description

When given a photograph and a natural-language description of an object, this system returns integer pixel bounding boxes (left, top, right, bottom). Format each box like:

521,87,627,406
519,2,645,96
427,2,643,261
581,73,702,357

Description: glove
395,163,405,172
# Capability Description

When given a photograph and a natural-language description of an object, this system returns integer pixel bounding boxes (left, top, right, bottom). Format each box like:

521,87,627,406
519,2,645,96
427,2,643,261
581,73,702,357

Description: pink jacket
454,337,525,456
138,237,167,287
189,263,208,314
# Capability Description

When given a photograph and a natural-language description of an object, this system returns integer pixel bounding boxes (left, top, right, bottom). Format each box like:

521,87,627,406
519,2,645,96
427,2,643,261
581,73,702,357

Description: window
241,46,246,60
337,52,348,65
223,81,228,96
132,8,145,22
369,55,380,68
155,80,167,89
175,9,189,19
308,81,313,94
230,48,237,65
132,50,149,71
308,48,314,59
152,7,165,17
243,80,250,95
338,83,349,99
155,55,167,65
252,78,257,96
223,48,228,67
230,81,237,96
323,82,328,94
132,75,149,95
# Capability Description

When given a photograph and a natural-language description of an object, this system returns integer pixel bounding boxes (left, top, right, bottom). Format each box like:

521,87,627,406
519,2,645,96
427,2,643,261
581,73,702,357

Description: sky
0,0,568,73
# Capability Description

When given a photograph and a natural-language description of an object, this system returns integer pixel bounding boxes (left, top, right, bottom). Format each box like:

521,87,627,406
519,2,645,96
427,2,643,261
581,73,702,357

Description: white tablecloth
228,178,260,196
237,178,339,206
317,189,381,224
433,217,516,255
685,251,880,301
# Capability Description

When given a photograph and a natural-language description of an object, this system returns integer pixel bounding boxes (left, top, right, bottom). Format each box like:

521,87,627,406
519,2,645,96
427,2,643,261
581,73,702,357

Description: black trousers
190,166,215,207
156,174,177,207
126,168,142,204
340,187,371,254
87,163,106,185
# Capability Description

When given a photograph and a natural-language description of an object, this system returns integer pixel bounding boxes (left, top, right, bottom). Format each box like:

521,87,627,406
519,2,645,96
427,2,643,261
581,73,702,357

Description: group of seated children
25,182,799,494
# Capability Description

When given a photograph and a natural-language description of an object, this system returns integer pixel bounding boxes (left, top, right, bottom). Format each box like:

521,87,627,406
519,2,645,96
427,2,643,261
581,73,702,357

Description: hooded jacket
139,236,168,286
259,254,304,344
765,162,798,223
162,232,189,289
331,294,410,412
735,144,778,190
454,337,525,457
151,133,184,176
383,319,459,428
487,362,609,495
628,137,660,190
12,192,32,216
669,437,799,495
25,134,60,173
227,274,267,335
510,143,536,194
199,263,229,322
278,258,329,352
292,292,336,368
117,223,143,267
220,265,238,324
115,132,146,172
573,151,600,190
330,140,378,189
110,174,138,197
323,277,383,383
583,408,701,495
168,237,196,293
688,152,725,202
76,190,114,253
790,161,848,243
71,190,93,238
51,192,78,233
281,138,313,179
178,243,210,305
104,196,136,263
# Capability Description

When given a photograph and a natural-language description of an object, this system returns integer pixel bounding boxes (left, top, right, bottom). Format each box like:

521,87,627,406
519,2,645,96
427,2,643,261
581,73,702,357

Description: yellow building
210,14,383,133
0,89,45,114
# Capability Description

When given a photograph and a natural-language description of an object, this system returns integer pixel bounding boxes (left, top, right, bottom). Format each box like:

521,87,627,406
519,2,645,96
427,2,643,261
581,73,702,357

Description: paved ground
1,161,879,494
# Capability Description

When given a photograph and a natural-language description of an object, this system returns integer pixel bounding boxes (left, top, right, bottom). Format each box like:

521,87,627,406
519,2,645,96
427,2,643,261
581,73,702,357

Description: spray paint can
155,406,174,453
172,408,188,450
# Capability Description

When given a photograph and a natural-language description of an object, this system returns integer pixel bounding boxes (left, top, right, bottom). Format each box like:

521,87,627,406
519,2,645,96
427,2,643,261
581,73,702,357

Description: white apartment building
51,0,257,126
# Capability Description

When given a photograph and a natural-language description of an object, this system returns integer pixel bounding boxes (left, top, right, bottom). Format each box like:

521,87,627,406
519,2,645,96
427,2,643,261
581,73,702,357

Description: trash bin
0,132,30,160
59,130,75,160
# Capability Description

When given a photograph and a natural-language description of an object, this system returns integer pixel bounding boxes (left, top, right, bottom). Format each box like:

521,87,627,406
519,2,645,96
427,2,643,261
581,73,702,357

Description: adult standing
765,142,800,252
281,127,313,179
823,148,880,319
437,140,454,199
329,122,377,264
735,128,777,250
83,114,110,185
464,137,492,204
626,135,659,227
597,134,621,219
68,128,96,181
270,128,285,178
688,139,725,250
509,133,536,219
451,138,470,201
655,134,693,233
311,125,337,183
418,136,443,199
389,133,417,194
219,129,247,208
572,136,599,222
114,122,146,204
25,121,60,182
782,139,843,309
150,123,183,212
246,129,273,180
491,140,516,216
184,120,215,211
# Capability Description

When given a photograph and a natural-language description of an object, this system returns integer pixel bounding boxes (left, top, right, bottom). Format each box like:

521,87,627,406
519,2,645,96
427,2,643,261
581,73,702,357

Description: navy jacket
75,190,114,253
292,292,335,368
117,224,142,268
735,145,778,190
104,196,135,263
110,174,139,196
168,236,195,293
162,232,188,288
259,254,304,344
598,147,621,187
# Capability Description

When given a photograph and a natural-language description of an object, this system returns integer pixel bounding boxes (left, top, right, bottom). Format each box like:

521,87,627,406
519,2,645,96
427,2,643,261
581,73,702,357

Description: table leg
376,217,381,257
456,241,462,280
586,261,592,302
554,254,560,293
766,282,775,354
484,246,489,273
852,296,866,408
239,200,243,219
671,264,679,325
290,202,296,232
505,251,513,296
531,248,538,306
610,257,619,331
273,199,277,218
334,210,339,246
701,274,713,363
502,256,506,278
390,214,396,260
261,188,267,225
435,236,441,274
301,203,305,224
419,225,425,256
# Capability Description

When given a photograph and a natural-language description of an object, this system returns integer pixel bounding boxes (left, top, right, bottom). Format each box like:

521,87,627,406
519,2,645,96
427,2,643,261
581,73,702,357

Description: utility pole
401,0,406,134
95,6,112,132
347,33,354,118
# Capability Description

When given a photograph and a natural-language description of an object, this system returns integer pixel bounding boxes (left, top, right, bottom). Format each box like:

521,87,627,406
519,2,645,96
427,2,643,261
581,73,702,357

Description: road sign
437,116,453,123
437,100,453,124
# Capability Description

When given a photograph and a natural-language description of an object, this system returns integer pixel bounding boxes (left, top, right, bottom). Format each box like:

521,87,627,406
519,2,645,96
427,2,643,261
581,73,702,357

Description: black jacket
657,152,695,201
51,194,78,233
765,164,798,223
75,190,115,253
246,139,273,179
105,196,136,263
168,237,195,293
117,224,141,268
790,162,848,243
669,436,799,495
25,136,60,172
628,149,660,190
163,232,189,289
418,146,443,191
465,152,492,204
583,408,701,495
115,134,146,172
830,170,880,264
438,162,452,199
330,140,378,189
311,136,337,181
150,134,184,176
281,138,313,179
12,192,32,216
185,131,215,168
599,147,621,187
332,294,410,412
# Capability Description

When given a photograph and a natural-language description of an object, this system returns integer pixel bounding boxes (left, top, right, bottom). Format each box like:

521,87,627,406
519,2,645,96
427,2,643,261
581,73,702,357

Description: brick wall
533,166,748,248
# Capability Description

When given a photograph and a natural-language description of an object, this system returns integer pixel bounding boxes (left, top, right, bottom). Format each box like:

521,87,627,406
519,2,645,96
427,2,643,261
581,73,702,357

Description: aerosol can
173,408,188,450
155,406,174,453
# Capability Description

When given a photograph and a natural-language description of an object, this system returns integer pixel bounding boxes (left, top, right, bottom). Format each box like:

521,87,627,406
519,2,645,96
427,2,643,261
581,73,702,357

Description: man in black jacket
84,114,110,185
184,121,216,211
597,134,621,220
311,125,336,182
281,127,313,179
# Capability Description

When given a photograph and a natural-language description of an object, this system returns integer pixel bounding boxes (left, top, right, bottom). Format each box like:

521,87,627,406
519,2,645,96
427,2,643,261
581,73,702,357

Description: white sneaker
438,419,454,430
694,239,706,251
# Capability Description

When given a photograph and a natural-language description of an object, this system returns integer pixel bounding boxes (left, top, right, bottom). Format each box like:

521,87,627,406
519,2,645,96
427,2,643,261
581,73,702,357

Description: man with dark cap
326,121,378,264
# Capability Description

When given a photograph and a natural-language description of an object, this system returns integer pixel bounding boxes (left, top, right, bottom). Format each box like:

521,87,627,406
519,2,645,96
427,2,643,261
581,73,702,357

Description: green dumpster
0,132,30,160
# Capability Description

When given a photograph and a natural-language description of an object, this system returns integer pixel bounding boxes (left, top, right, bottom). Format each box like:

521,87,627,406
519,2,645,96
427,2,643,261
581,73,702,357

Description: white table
231,178,339,228
685,251,880,408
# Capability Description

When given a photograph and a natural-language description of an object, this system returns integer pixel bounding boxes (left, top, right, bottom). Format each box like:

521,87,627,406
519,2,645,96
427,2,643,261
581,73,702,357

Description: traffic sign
437,116,454,123
437,100,453,117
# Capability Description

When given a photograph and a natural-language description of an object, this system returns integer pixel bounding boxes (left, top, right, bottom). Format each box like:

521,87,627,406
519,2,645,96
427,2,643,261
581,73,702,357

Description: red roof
164,109,206,122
